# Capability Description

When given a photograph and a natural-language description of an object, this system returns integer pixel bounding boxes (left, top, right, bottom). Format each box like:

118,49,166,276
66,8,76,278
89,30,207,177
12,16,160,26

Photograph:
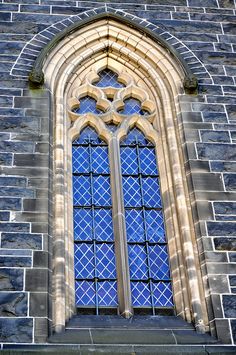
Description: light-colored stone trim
43,19,209,334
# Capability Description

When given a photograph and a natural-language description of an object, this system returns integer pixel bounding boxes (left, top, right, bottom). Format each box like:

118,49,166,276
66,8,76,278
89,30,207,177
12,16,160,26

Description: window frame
43,19,208,334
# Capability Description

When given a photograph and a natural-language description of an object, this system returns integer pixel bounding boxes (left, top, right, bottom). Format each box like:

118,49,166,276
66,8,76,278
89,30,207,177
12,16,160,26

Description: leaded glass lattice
73,126,118,313
94,68,124,88
120,128,173,313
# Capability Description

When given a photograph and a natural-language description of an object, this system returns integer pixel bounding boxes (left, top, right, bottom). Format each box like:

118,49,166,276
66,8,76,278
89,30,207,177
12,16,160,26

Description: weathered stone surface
200,130,230,142
210,161,236,172
0,176,26,187
0,292,27,317
0,256,31,267
0,116,39,133
0,269,23,291
0,153,12,166
0,187,34,198
1,232,42,250
25,269,48,292
207,222,236,236
30,293,48,317
223,296,236,318
0,197,21,211
0,318,32,343
214,238,236,251
214,202,236,215
197,143,236,160
229,276,236,286
224,174,236,191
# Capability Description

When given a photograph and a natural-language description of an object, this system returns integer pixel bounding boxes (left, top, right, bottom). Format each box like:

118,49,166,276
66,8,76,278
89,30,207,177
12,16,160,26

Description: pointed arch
43,15,209,334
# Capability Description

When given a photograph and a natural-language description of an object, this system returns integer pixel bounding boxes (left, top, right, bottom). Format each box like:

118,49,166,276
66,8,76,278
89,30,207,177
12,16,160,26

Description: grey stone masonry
0,0,235,351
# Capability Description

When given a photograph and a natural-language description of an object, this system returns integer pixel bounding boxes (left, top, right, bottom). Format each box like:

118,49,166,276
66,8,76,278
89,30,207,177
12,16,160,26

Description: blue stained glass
98,281,118,306
73,126,117,312
119,98,149,115
121,127,172,310
139,148,158,175
92,146,109,174
131,282,151,306
73,127,104,145
149,245,170,280
142,177,161,207
126,210,145,242
95,209,114,242
152,282,173,307
73,146,90,173
73,96,104,115
93,176,111,206
128,245,148,280
94,69,124,88
73,175,91,206
96,244,116,279
74,243,94,279
146,210,166,243
120,147,138,175
75,281,95,306
74,209,92,241
121,127,152,146
122,176,142,207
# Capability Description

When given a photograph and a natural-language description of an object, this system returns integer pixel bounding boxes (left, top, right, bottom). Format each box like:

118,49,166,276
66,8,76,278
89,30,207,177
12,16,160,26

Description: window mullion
109,135,133,319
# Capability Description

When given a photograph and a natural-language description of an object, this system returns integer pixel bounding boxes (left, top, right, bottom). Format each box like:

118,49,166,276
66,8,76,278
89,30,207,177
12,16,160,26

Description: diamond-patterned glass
121,127,173,310
142,177,161,207
97,244,116,279
94,69,124,88
73,127,117,312
73,175,91,206
72,146,90,173
146,210,166,243
75,281,95,306
73,96,104,115
128,245,148,280
152,282,173,307
120,147,138,175
91,146,109,174
74,209,92,241
93,176,111,206
94,209,114,242
139,147,158,175
149,245,170,280
119,98,149,115
98,281,118,306
122,177,142,207
131,282,151,306
126,209,145,242
74,243,94,279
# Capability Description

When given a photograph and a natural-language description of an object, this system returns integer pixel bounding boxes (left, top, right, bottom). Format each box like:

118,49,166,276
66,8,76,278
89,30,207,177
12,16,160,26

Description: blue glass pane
120,147,138,175
73,127,104,145
146,210,166,243
121,127,152,146
94,69,124,88
149,245,170,280
128,245,148,280
74,243,94,279
92,146,109,174
123,177,142,207
93,176,111,206
72,146,90,173
95,209,114,242
152,282,173,307
142,177,161,207
139,148,158,175
75,281,96,306
119,98,149,115
98,281,118,306
97,244,116,279
73,96,103,114
131,282,151,306
74,209,92,241
73,176,91,206
126,209,145,242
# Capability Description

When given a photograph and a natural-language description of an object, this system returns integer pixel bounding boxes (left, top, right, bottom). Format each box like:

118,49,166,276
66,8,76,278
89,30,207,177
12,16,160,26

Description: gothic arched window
70,69,173,317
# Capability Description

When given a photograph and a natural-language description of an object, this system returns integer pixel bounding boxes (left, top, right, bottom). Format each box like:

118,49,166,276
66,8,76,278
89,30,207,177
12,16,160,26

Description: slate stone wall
0,0,235,347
